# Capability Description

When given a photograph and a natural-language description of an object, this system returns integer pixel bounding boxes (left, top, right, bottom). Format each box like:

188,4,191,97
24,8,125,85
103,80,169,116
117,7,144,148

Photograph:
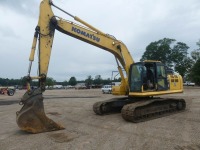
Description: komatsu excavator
16,0,186,133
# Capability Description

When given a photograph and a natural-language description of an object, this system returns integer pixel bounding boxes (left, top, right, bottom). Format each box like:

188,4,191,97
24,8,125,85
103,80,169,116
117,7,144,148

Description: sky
0,0,200,82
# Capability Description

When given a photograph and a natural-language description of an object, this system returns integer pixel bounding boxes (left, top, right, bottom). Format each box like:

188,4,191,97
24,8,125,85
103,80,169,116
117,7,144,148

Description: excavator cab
129,61,168,93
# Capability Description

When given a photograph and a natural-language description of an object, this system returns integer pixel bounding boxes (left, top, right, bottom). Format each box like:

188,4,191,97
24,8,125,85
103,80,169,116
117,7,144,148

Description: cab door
129,63,144,92
156,63,168,91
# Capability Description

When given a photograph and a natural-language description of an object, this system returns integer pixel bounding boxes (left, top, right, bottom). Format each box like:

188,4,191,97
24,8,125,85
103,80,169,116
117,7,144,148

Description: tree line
0,76,121,87
50,75,121,87
0,38,200,86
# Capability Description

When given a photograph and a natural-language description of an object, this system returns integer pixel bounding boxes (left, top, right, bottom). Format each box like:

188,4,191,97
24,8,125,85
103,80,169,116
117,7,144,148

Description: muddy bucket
16,88,64,133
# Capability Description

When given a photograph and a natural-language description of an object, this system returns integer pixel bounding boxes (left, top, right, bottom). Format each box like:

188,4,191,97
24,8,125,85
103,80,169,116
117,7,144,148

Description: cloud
0,0,39,17
0,25,18,38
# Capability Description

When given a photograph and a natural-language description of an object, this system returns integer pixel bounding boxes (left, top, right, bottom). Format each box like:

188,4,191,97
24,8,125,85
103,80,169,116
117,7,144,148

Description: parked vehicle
0,86,15,96
183,81,195,86
101,85,112,94
75,85,87,89
75,83,87,89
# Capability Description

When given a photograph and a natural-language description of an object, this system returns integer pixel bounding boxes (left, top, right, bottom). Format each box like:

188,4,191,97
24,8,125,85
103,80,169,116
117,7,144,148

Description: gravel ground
0,87,200,150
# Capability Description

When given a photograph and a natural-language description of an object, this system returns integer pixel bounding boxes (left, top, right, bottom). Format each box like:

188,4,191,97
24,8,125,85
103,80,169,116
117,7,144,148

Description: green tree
93,75,102,85
174,57,194,77
171,42,188,64
62,80,68,86
141,38,175,66
171,42,192,77
113,77,121,82
141,38,192,75
0,78,9,86
196,39,200,48
191,40,200,63
68,76,77,86
191,50,200,62
46,77,56,87
20,77,27,86
189,59,200,85
102,78,111,85
85,75,93,86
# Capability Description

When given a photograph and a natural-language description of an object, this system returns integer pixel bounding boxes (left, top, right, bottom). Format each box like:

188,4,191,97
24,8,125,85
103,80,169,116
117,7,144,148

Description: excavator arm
16,0,134,133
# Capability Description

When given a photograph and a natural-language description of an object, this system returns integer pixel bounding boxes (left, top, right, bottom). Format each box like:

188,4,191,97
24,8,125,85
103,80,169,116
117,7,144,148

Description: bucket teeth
16,89,64,133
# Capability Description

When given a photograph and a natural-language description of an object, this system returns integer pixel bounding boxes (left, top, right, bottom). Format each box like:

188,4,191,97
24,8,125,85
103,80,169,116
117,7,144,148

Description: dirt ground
0,87,200,150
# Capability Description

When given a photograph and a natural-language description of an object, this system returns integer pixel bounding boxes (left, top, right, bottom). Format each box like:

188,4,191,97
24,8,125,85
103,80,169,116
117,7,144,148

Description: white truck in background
101,85,112,94
183,81,195,86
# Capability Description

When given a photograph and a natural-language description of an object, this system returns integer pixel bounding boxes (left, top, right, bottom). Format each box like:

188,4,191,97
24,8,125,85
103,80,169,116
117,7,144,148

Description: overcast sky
0,0,200,81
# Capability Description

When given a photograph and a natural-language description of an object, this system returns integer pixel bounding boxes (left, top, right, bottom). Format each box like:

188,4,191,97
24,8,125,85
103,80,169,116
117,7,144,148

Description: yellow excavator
16,0,186,133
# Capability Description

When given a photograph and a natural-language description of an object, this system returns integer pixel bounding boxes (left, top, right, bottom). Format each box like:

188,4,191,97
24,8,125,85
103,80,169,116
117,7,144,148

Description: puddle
48,132,78,143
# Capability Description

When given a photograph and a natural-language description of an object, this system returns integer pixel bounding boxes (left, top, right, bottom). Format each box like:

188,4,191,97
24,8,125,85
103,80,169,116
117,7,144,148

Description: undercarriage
93,97,186,122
